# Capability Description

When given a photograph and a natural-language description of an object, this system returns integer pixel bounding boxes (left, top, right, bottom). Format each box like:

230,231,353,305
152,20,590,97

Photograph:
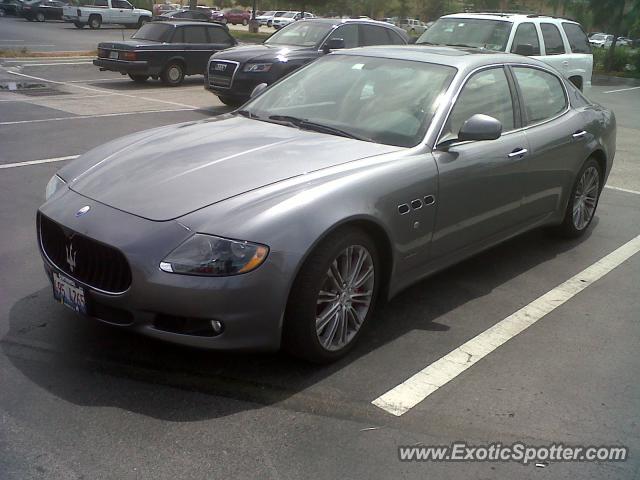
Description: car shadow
85,76,206,90
2,221,596,422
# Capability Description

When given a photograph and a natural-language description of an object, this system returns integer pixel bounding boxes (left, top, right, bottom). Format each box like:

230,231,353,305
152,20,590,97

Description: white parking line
602,86,640,94
372,234,640,416
0,107,196,126
605,185,640,195
7,70,202,110
0,155,79,169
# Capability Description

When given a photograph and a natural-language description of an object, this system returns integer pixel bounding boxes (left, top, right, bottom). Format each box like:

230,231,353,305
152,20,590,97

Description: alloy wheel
573,165,599,230
315,245,375,351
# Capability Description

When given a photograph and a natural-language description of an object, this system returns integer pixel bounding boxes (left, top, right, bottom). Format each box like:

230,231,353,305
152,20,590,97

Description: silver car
39,47,615,363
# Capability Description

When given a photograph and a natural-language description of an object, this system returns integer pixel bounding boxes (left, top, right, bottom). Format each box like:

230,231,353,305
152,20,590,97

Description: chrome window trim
430,62,570,149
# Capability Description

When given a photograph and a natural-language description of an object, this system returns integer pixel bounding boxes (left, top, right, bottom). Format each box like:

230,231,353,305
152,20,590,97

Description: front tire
555,157,602,238
36,12,45,21
73,20,85,28
283,227,379,363
217,95,243,107
160,62,184,86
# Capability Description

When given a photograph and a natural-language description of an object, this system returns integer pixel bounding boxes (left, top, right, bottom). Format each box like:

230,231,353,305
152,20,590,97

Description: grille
38,213,132,293
208,60,237,89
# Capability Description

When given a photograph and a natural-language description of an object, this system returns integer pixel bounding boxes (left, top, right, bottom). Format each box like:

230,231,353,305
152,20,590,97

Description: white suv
416,13,593,90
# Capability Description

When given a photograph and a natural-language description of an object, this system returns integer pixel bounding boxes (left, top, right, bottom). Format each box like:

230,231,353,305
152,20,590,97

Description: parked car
205,18,409,106
0,0,23,15
399,18,427,35
62,0,152,29
272,11,314,29
155,9,212,22
152,2,178,16
589,33,613,48
223,7,249,25
256,10,286,27
21,0,67,21
94,21,236,85
616,37,632,47
40,46,615,362
416,13,593,91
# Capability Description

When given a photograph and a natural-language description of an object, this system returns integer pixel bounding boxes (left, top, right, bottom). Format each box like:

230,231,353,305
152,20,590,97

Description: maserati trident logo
75,205,90,217
66,241,77,272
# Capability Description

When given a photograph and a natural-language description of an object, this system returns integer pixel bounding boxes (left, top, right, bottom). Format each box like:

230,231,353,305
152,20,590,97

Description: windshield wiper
444,43,480,49
415,40,440,45
267,115,370,142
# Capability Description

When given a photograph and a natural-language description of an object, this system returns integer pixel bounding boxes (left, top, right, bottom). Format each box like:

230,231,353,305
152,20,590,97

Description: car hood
66,116,401,221
212,43,313,63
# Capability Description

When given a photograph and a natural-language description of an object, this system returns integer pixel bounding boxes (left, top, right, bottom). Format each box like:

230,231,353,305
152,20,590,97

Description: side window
172,27,184,43
111,0,126,8
94,0,107,6
541,23,566,55
327,24,358,48
183,25,208,43
562,22,591,54
513,67,567,124
208,27,232,44
444,68,515,140
510,22,540,55
359,25,390,46
385,28,406,45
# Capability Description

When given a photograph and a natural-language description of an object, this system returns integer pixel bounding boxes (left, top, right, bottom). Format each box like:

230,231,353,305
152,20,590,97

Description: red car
223,7,249,25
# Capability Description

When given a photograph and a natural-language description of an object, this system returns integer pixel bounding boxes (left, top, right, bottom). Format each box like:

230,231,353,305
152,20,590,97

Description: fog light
211,320,224,334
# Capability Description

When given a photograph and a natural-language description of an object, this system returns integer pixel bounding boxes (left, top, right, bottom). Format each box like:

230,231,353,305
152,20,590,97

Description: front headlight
160,234,269,276
243,63,273,73
45,174,66,200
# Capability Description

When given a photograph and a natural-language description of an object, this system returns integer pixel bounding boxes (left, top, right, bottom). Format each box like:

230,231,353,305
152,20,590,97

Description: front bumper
204,66,280,101
93,58,153,75
38,188,287,351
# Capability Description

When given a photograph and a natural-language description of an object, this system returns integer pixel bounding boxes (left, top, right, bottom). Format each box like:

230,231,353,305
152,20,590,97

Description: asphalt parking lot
0,15,272,52
1,56,640,479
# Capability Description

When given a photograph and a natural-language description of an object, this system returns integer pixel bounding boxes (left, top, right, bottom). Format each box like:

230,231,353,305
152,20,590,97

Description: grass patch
592,46,640,78
232,30,271,43
0,49,96,58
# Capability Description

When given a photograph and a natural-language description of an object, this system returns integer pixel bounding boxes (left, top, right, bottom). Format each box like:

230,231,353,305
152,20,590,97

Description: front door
431,66,527,259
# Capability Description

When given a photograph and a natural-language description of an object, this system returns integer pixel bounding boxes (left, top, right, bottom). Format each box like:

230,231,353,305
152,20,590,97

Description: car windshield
282,12,296,18
416,17,512,51
131,23,173,41
264,21,332,47
591,34,607,40
241,55,456,148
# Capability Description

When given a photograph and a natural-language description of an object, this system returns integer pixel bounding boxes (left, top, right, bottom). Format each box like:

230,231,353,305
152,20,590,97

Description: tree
590,0,627,71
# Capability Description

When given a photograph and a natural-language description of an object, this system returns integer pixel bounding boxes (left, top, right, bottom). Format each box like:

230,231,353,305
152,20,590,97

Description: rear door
539,22,571,78
182,25,212,74
511,66,588,220
561,22,592,89
359,24,395,46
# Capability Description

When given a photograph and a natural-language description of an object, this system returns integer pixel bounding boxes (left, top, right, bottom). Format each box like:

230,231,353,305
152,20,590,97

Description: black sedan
94,21,236,86
205,18,409,106
21,0,67,21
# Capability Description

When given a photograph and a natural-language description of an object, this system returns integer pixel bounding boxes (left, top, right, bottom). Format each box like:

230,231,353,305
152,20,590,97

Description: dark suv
205,18,408,106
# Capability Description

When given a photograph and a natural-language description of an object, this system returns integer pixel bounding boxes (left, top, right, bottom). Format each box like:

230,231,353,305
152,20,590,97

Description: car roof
442,12,579,24
333,45,553,72
153,20,225,27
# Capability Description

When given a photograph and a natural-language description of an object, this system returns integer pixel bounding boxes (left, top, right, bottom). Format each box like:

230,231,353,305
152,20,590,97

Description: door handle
572,130,587,139
562,60,569,66
508,148,528,158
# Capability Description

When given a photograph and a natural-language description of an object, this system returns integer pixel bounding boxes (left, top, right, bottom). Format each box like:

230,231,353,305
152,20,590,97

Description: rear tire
160,62,184,86
553,157,602,238
283,227,380,364
88,14,101,29
128,74,149,83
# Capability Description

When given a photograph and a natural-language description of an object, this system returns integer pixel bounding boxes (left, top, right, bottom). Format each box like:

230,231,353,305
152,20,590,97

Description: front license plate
109,51,118,59
53,271,87,314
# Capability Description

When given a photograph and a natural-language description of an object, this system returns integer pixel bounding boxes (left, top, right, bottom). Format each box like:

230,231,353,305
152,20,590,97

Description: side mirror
513,43,534,56
250,82,268,98
458,114,502,142
322,37,345,53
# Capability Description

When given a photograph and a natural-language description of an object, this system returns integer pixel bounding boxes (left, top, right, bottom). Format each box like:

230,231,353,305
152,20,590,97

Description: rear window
416,17,512,51
562,22,591,54
131,23,173,42
541,23,566,55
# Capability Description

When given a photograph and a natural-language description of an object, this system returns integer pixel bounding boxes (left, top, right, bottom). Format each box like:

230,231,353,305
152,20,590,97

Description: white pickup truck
62,0,152,29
